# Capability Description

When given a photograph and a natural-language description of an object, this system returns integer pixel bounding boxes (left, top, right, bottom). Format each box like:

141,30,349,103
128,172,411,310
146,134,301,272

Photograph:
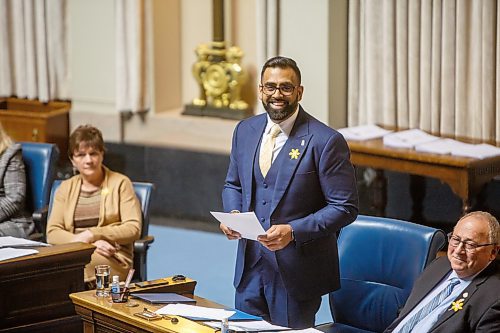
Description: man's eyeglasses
447,233,496,252
260,83,296,96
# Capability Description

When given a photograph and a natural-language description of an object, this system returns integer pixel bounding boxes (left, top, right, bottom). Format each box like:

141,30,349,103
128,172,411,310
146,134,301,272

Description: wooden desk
0,243,94,333
348,138,500,218
71,288,221,333
0,98,70,160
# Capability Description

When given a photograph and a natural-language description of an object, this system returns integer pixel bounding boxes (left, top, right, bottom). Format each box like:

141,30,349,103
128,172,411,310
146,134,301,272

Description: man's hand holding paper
211,212,266,241
220,223,241,240
257,224,294,251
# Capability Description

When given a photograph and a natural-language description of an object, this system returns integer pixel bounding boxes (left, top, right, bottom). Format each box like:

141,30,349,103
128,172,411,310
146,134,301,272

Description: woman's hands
72,230,120,258
71,229,94,243
93,240,121,257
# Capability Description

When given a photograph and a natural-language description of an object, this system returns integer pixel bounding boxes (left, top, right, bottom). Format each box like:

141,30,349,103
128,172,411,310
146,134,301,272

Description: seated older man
384,211,500,333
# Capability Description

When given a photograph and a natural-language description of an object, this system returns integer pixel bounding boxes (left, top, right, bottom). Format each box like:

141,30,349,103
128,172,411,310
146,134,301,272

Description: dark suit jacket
384,256,500,333
222,107,358,300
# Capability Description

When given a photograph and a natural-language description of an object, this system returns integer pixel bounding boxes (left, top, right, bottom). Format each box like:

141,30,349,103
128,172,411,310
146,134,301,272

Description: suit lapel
242,116,266,211
430,262,496,331
398,258,453,320
270,108,311,215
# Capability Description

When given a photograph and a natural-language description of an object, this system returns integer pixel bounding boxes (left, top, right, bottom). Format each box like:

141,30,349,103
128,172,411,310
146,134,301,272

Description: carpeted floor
147,216,332,325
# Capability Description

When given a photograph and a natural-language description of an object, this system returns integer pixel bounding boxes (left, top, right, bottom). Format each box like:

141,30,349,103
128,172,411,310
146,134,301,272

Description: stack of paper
450,143,500,159
415,138,468,155
383,129,439,148
337,124,392,141
0,236,49,261
416,139,500,159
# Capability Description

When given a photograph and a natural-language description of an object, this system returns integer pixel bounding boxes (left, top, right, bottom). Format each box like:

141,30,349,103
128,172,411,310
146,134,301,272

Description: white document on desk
0,247,39,261
0,236,49,248
155,304,235,320
210,211,266,241
204,320,291,332
337,124,392,141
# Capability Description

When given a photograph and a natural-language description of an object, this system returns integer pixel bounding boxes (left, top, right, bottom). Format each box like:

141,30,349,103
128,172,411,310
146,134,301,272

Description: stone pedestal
183,104,253,121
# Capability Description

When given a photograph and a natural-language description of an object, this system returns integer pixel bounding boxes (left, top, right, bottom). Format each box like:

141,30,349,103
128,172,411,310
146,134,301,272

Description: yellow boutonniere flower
450,299,464,312
289,148,300,160
101,187,109,196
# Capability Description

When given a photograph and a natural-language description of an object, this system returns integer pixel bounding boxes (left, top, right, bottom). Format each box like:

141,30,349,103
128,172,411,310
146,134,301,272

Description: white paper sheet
0,236,49,248
281,329,324,333
204,320,323,332
275,328,322,333
337,124,392,141
203,320,290,332
450,143,500,159
155,304,235,321
0,247,39,261
415,138,467,155
383,129,439,148
210,211,266,240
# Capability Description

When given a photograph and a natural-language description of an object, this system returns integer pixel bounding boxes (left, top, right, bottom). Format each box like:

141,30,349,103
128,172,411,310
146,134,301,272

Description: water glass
95,265,110,297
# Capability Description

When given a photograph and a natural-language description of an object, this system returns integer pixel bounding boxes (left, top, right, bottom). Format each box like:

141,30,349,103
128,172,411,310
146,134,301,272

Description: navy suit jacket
384,256,500,333
222,107,358,300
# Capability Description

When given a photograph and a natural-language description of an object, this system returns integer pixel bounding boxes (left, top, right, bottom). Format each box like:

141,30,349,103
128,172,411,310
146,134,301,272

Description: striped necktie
259,124,281,177
399,278,460,333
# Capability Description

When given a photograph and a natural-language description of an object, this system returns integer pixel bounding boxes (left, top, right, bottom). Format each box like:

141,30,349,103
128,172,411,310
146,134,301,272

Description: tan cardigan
47,167,142,281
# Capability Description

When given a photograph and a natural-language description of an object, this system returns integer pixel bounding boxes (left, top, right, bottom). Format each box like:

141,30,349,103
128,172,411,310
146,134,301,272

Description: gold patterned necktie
259,123,282,177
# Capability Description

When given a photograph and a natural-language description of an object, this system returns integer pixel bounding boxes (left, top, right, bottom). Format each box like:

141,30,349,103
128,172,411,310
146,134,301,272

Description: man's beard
262,97,298,121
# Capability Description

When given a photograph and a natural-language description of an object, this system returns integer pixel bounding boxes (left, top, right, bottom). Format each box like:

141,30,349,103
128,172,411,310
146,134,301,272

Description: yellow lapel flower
450,299,464,312
289,148,300,160
101,187,109,196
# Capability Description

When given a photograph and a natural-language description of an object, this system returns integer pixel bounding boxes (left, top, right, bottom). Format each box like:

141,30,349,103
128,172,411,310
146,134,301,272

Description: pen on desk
120,268,135,301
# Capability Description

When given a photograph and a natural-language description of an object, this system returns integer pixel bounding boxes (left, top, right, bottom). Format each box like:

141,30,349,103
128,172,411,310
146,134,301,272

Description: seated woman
0,123,35,238
47,125,141,283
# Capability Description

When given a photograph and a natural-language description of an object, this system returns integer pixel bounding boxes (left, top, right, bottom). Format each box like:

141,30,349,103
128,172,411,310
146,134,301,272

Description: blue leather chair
316,215,446,333
130,182,155,282
21,142,59,238
48,180,155,282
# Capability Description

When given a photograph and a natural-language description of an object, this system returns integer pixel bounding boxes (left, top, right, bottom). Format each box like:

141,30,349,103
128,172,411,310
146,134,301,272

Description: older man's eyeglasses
260,83,296,96
447,233,496,252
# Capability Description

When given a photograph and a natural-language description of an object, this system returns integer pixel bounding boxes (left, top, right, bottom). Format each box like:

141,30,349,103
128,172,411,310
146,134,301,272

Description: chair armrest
32,206,49,240
134,235,155,254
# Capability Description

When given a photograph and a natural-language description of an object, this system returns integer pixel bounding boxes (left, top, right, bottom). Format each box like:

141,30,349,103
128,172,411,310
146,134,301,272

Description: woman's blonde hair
0,123,13,154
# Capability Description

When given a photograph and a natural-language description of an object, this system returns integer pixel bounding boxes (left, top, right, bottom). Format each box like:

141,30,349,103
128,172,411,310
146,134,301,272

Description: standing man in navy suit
220,56,358,328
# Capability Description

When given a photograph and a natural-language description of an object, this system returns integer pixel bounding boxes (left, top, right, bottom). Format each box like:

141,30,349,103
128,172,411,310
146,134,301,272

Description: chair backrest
132,182,153,239
21,142,59,216
131,182,154,282
329,215,446,333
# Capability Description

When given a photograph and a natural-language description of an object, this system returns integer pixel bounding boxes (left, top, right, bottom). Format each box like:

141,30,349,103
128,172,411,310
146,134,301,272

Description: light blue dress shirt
392,271,473,333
